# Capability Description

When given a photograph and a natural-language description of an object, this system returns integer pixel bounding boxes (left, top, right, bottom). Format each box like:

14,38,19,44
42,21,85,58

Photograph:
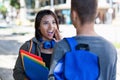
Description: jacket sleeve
48,41,66,80
111,52,117,80
13,41,30,80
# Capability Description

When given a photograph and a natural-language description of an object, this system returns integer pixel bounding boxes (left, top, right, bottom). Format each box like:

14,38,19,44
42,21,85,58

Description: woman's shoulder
20,37,35,50
20,40,31,50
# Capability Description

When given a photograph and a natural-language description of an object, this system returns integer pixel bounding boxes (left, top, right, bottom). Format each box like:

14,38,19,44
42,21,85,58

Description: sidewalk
112,12,120,25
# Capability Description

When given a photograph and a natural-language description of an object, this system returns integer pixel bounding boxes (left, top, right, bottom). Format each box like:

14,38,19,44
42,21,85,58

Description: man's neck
76,22,98,36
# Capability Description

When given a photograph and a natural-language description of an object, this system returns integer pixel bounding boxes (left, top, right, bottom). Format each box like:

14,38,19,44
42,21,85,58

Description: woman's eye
53,21,56,24
43,21,48,24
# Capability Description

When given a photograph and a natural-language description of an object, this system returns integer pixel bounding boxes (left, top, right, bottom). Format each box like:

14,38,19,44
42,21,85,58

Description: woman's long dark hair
35,10,59,40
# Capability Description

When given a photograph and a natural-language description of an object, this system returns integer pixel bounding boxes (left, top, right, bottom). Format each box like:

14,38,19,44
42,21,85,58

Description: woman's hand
54,29,62,42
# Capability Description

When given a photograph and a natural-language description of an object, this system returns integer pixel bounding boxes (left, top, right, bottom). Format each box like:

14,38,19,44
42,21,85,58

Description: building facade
21,0,117,24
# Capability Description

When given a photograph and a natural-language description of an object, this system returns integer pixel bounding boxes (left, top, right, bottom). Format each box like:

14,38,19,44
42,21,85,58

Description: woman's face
39,15,57,40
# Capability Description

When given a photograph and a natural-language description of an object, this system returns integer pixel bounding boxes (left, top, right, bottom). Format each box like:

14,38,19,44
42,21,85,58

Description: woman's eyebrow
42,20,49,22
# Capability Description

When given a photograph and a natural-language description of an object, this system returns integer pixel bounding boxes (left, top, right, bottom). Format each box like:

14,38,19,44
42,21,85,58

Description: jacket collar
31,37,40,45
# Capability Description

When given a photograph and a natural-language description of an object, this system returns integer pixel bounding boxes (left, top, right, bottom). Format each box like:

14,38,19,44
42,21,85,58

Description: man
49,0,117,80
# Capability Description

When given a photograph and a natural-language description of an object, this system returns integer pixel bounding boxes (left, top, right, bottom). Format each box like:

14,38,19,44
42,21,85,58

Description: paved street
0,25,34,80
0,21,120,80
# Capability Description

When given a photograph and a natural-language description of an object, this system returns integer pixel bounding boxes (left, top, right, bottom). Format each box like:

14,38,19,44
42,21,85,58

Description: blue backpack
54,37,100,80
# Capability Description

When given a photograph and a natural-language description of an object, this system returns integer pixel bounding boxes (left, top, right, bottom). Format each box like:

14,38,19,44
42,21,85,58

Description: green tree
10,0,20,9
0,5,7,18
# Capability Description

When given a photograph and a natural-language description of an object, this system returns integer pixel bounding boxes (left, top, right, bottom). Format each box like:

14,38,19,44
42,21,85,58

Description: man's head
71,0,98,25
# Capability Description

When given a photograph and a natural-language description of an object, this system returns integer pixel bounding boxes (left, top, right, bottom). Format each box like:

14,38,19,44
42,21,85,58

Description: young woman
13,10,61,80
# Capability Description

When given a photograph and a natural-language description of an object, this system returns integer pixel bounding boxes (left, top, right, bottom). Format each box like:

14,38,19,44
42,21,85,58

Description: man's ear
71,10,77,22
71,10,79,26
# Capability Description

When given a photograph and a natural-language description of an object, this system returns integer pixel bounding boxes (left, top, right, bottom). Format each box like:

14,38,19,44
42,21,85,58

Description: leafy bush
0,5,7,18
10,0,20,9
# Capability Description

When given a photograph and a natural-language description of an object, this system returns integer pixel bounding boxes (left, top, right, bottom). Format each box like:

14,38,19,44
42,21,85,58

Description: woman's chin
47,37,54,40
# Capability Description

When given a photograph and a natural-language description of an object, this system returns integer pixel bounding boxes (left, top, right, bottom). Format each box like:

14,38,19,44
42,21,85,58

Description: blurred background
0,0,120,80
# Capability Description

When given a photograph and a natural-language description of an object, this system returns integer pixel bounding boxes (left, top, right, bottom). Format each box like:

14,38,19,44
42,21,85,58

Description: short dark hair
35,10,59,40
71,0,98,25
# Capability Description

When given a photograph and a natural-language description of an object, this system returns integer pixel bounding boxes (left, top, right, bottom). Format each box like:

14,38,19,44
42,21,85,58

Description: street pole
109,0,113,8
50,0,54,12
19,0,27,25
35,0,39,8
108,0,113,24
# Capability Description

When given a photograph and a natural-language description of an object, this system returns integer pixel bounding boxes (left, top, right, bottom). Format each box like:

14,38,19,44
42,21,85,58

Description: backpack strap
65,37,77,51
29,39,33,53
28,39,40,56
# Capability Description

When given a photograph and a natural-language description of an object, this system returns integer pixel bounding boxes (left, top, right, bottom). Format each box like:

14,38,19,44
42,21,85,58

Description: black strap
75,44,89,51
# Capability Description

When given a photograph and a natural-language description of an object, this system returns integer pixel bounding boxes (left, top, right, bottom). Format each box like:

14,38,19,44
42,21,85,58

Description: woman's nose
49,23,54,29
